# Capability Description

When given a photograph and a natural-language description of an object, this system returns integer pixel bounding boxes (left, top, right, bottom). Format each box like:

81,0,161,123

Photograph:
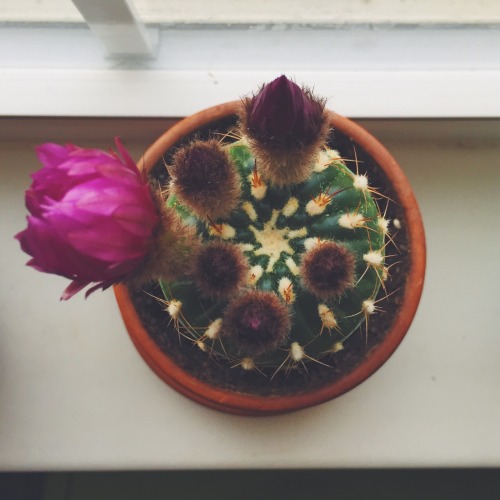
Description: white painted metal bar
70,0,158,57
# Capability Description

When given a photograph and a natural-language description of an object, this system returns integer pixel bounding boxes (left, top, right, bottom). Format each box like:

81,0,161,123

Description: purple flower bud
16,139,160,299
245,75,325,149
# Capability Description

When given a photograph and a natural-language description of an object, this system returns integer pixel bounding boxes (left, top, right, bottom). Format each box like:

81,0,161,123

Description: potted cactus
17,76,425,415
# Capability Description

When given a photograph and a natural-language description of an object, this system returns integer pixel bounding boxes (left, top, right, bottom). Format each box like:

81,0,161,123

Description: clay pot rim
114,101,426,416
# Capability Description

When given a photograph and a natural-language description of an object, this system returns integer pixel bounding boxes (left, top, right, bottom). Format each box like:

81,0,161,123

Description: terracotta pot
114,101,426,416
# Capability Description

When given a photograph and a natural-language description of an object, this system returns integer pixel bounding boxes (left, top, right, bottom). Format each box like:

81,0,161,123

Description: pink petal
67,225,149,262
61,281,89,301
114,137,139,173
35,143,71,169
113,203,159,237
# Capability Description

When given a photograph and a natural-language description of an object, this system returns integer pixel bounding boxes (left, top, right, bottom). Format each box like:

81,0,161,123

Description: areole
114,101,426,416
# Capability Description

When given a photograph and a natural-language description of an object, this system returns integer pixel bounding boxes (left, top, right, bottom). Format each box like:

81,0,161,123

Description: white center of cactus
249,209,305,272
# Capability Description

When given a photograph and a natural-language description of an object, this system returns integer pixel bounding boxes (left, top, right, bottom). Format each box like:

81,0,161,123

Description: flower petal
35,143,71,169
61,281,89,301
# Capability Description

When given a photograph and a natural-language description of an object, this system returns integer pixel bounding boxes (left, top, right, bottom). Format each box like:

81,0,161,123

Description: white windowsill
1,117,500,470
1,23,499,118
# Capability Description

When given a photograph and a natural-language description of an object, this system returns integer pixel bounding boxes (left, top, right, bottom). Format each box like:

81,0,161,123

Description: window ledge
2,23,499,118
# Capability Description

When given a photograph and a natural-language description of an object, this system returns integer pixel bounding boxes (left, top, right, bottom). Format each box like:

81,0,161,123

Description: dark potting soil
130,116,411,397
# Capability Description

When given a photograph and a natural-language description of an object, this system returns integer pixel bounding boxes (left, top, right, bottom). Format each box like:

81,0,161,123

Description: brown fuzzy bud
128,197,200,287
222,290,290,356
192,242,248,298
169,139,240,220
239,75,330,186
301,241,355,299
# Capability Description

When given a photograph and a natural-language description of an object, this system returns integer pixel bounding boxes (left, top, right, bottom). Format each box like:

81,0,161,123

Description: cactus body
160,140,386,373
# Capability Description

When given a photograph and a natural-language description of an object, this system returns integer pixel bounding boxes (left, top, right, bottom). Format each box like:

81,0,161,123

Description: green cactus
156,76,389,376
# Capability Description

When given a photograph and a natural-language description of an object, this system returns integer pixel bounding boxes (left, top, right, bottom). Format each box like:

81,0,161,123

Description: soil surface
130,116,410,397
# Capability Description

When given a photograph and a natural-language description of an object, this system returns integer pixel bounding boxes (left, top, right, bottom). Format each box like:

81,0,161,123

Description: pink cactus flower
16,139,159,300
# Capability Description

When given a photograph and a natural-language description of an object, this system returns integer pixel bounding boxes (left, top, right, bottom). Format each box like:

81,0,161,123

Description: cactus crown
153,75,390,377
